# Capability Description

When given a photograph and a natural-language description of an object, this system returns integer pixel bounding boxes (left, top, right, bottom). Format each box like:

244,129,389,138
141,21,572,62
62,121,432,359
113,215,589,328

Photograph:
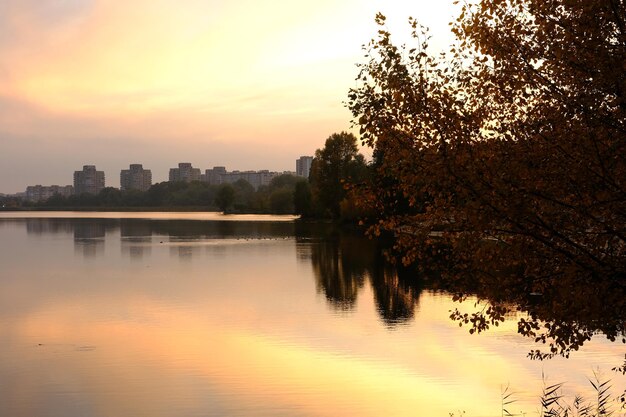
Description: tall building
169,162,201,183
296,156,313,178
120,164,152,192
74,165,105,195
25,185,74,202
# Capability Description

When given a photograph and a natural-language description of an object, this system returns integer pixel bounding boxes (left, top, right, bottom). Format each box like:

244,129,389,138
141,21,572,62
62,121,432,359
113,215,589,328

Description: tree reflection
309,234,367,310
301,224,625,357
370,264,422,326
302,225,422,324
444,262,626,359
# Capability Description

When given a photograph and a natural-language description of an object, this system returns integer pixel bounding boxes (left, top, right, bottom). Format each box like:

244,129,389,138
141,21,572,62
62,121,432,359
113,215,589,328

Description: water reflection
298,225,421,325
120,219,152,259
19,217,296,261
309,234,366,310
25,218,74,235
73,220,107,258
371,265,422,326
296,222,626,355
13,216,626,352
0,214,623,417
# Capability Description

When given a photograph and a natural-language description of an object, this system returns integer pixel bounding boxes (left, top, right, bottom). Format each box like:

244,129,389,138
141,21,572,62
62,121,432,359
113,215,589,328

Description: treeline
22,131,372,218
29,174,308,214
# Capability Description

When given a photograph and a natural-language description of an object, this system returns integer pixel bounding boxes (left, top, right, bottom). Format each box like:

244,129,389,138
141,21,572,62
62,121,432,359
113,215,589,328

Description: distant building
74,165,105,195
25,185,74,202
169,162,201,183
203,166,296,189
220,170,278,189
203,166,227,185
296,156,313,178
120,164,152,192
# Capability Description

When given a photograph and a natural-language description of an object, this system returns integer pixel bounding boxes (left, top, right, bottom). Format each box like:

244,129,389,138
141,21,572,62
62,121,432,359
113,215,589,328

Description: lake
0,212,623,417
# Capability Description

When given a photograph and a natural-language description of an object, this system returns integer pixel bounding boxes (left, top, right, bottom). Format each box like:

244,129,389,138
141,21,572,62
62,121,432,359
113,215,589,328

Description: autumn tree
349,1,625,358
309,132,369,218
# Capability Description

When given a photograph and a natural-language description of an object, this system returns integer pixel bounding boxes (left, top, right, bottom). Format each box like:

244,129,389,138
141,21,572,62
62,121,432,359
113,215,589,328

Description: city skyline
0,0,459,193
15,157,312,197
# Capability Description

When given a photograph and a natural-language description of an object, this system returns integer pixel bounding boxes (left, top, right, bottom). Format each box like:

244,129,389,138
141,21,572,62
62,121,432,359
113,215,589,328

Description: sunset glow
0,0,458,192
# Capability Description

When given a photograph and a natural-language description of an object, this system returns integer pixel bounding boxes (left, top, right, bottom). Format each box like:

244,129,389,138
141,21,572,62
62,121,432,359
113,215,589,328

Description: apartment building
120,164,152,191
296,156,313,178
25,185,74,202
169,162,201,183
74,165,105,195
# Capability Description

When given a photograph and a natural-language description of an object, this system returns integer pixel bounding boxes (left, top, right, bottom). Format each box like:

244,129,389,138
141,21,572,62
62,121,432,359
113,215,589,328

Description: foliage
293,180,313,217
269,187,294,214
230,179,254,211
0,195,21,208
348,0,625,358
309,131,370,219
267,174,300,214
269,173,300,190
215,183,235,212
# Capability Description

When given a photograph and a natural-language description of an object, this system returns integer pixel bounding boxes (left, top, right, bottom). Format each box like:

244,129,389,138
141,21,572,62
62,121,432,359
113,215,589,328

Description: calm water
0,212,623,417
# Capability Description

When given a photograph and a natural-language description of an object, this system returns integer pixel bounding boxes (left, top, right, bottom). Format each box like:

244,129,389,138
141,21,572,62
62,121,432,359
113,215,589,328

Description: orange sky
0,0,458,192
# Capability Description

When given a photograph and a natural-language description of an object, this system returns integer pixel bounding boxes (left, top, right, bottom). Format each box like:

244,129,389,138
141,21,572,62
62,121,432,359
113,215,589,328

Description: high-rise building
296,156,313,178
169,162,201,183
74,165,105,195
120,164,152,192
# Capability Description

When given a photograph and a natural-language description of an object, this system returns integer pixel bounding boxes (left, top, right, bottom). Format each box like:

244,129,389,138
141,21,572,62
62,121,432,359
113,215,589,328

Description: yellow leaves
374,12,386,26
350,0,626,275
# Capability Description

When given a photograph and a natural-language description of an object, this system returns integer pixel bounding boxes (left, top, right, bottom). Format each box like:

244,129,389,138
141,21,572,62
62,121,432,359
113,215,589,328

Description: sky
0,0,459,193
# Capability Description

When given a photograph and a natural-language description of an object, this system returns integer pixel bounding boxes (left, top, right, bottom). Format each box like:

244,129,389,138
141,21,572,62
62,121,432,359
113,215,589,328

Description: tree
98,187,123,206
294,180,312,217
269,174,299,191
269,188,294,214
215,184,235,212
348,2,625,358
309,132,369,218
231,179,255,211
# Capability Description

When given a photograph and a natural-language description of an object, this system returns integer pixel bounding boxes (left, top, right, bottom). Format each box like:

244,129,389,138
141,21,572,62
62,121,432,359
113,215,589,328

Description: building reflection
25,218,74,235
168,240,200,260
22,218,119,258
120,219,152,260
74,220,107,258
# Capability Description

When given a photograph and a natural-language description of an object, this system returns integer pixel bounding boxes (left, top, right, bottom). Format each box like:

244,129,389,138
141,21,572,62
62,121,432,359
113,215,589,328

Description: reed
449,372,625,417
534,372,623,417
